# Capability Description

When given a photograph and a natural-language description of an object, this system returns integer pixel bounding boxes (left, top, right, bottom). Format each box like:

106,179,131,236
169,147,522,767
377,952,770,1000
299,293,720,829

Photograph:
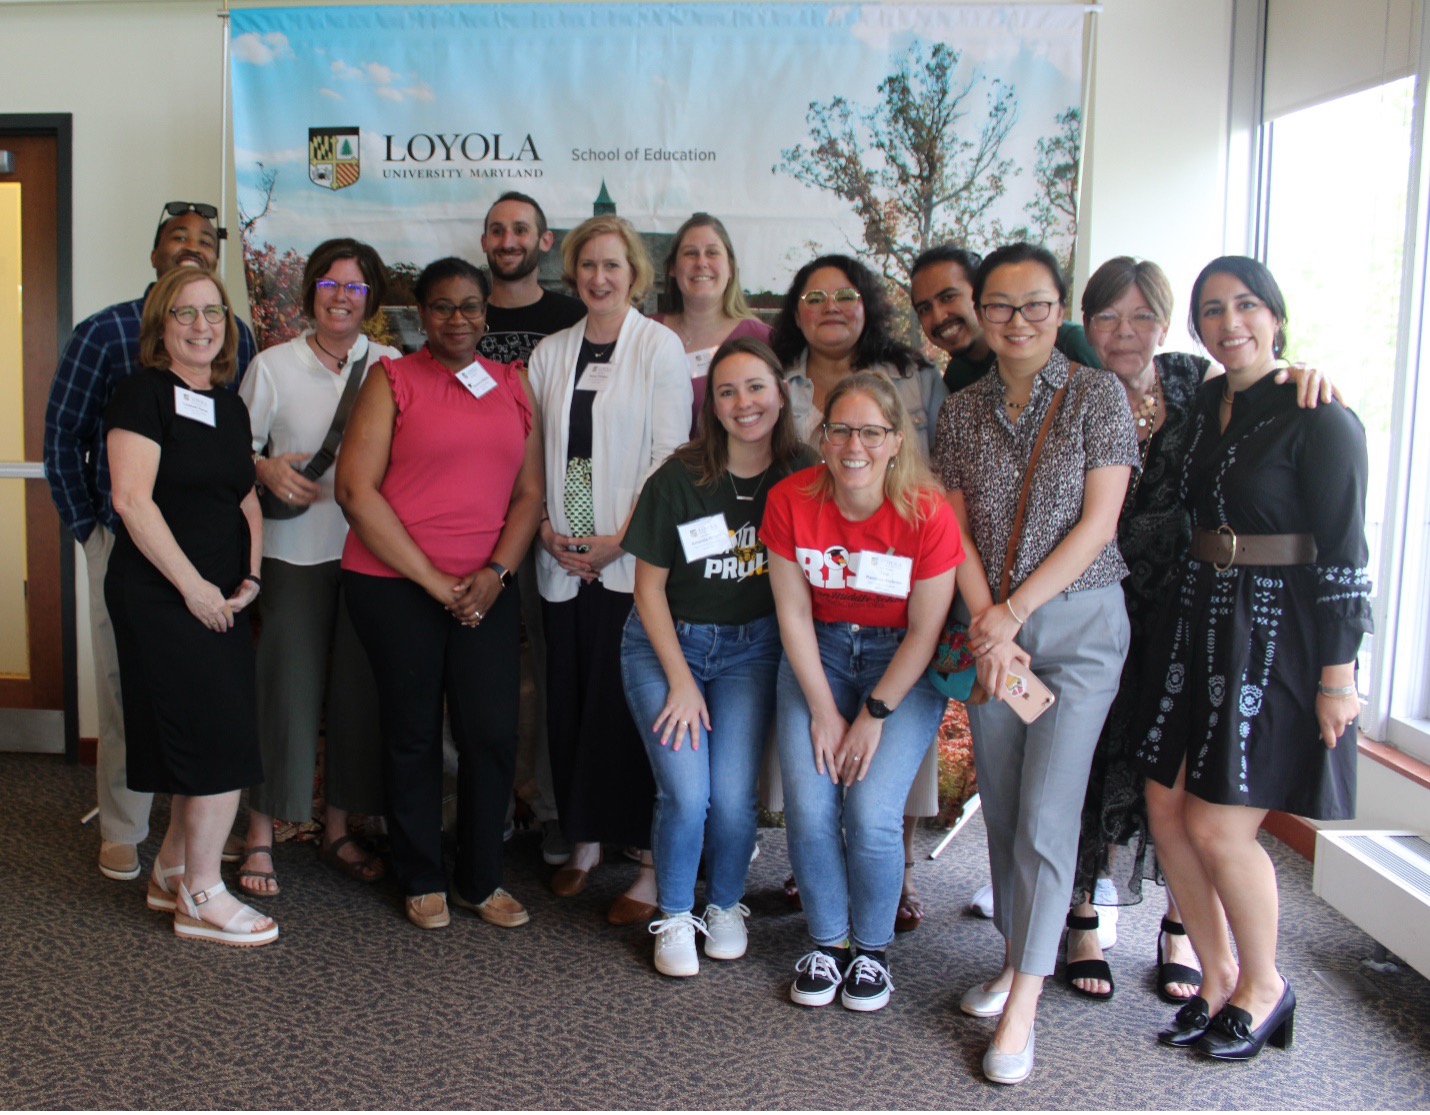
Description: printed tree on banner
239,164,307,350
1023,107,1082,276
774,41,1019,294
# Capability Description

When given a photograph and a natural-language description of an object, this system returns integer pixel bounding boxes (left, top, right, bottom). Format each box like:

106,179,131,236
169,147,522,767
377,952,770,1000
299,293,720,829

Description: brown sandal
237,845,280,898
320,834,385,883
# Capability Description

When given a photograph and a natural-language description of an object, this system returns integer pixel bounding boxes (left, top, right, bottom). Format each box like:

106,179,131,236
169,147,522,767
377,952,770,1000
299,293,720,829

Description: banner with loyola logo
230,3,1086,350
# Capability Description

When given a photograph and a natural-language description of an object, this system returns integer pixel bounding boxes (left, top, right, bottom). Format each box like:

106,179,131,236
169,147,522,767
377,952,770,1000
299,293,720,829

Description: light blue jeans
776,621,948,951
621,610,781,913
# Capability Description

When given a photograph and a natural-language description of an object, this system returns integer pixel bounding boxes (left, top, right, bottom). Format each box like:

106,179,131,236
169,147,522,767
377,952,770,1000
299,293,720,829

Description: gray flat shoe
983,1025,1035,1085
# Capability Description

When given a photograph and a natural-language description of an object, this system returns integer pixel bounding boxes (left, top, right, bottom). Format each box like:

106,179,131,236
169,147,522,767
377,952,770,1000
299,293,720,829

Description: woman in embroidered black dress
1066,258,1336,1004
1135,257,1370,1061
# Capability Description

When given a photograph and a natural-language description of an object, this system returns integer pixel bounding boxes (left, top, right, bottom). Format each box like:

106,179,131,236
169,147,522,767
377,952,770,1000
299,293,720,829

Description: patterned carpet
2,751,1427,1110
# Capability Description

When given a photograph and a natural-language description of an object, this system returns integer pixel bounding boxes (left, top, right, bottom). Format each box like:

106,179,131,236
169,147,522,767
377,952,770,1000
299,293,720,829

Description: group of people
44,191,1371,1085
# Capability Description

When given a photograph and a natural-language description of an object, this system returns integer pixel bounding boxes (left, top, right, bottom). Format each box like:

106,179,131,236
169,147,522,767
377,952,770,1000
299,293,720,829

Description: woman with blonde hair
527,215,692,922
105,266,274,945
653,212,772,426
763,372,962,1012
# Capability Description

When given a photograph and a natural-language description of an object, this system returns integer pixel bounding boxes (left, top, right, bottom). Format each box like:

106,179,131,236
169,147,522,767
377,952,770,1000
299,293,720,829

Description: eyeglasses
156,200,226,240
822,422,896,448
315,279,372,300
169,304,228,325
800,288,861,308
1089,310,1163,334
980,301,1056,324
425,300,486,321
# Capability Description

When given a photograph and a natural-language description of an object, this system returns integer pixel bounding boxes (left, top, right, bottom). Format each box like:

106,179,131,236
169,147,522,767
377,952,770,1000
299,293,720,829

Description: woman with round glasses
528,216,691,924
105,266,275,945
337,256,544,931
652,213,772,430
932,242,1138,1084
770,254,950,921
1134,257,1368,1061
237,238,399,899
764,373,961,1012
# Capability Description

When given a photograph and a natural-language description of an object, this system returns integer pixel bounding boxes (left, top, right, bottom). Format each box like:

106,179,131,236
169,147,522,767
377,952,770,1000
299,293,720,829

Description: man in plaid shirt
43,201,257,882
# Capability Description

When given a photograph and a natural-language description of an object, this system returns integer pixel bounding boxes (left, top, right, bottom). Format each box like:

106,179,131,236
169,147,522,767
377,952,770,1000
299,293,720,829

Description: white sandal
146,861,186,913
175,881,279,947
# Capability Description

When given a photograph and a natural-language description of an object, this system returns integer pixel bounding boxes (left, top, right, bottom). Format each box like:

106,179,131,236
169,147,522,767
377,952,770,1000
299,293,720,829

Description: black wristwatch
865,696,894,720
489,562,514,590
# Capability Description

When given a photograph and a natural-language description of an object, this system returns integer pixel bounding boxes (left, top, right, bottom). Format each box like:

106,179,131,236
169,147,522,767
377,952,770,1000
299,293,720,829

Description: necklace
585,337,616,363
729,466,772,502
312,335,349,371
1134,371,1161,437
1221,381,1234,405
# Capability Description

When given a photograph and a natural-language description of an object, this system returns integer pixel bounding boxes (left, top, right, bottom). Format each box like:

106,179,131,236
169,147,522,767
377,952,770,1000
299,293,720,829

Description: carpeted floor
2,751,1427,1111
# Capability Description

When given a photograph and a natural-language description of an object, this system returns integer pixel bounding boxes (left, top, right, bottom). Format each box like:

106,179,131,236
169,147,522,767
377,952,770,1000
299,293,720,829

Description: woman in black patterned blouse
1134,257,1369,1061
932,242,1138,1085
1068,258,1337,1006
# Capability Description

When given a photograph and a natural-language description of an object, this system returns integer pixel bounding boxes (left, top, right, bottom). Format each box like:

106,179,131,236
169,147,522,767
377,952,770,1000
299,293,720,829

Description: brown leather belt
1190,527,1317,571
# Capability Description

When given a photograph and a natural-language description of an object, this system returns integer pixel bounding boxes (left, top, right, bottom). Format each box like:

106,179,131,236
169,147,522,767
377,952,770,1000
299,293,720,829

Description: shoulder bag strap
995,370,1073,602
299,351,371,481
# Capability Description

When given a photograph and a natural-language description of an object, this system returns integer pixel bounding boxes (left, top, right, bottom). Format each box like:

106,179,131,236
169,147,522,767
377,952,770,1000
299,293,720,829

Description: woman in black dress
1136,257,1370,1058
1067,257,1336,1002
105,266,274,946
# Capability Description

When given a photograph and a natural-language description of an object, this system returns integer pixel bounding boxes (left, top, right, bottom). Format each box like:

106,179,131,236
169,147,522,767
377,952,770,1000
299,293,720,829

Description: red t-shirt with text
761,467,963,628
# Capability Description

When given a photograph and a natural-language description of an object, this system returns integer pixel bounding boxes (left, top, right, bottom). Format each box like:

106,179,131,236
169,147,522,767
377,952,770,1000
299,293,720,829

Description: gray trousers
85,527,153,843
250,558,383,820
965,584,1129,976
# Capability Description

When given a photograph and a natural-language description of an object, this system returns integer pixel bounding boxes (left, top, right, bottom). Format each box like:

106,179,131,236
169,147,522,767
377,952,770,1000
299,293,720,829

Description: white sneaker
969,883,995,919
1095,903,1118,950
650,910,706,977
702,902,750,960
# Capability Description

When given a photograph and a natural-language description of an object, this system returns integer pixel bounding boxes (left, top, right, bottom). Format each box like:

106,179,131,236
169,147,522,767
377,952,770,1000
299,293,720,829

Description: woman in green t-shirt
621,337,814,977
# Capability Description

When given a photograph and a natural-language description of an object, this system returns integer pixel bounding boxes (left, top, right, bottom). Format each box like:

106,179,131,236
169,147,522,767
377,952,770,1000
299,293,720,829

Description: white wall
0,0,1240,734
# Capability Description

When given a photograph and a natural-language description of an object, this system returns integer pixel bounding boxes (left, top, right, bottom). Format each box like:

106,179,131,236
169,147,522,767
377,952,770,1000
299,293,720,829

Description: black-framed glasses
156,200,226,240
169,304,228,325
800,287,861,308
823,422,896,448
980,301,1055,324
425,299,486,321
315,279,372,300
1088,309,1163,333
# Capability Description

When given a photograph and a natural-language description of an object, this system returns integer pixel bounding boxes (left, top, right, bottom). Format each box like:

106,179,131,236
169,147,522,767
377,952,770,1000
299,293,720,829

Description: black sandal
1064,910,1114,1001
1156,916,1203,1004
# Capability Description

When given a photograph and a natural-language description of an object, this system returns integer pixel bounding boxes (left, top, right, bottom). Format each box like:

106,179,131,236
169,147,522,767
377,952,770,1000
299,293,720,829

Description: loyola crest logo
309,127,360,190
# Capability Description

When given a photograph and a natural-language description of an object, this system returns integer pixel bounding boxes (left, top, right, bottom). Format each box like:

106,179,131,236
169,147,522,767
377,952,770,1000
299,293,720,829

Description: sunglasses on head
156,201,227,240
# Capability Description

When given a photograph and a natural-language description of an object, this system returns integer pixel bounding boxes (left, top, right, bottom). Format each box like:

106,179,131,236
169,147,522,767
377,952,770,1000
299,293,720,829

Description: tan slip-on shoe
452,887,529,928
99,841,141,881
406,892,450,930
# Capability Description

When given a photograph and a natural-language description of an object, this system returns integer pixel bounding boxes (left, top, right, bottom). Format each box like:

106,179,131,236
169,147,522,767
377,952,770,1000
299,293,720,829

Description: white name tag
174,386,215,427
686,347,715,381
852,550,913,598
577,362,615,391
456,362,498,400
677,513,733,562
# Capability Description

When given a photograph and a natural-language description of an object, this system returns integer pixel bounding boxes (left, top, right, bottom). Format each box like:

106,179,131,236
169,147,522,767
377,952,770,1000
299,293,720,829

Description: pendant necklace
729,466,772,502
313,336,349,372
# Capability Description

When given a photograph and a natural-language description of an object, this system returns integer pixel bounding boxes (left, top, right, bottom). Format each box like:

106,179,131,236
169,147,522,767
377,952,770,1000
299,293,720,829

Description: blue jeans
776,622,947,951
621,610,781,913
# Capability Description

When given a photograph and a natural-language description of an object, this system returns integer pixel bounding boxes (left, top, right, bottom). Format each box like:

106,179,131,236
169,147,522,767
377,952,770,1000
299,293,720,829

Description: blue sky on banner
231,2,1083,293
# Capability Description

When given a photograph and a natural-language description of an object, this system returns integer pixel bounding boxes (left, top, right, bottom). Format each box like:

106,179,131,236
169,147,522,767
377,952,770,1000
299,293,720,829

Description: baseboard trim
1261,811,1316,861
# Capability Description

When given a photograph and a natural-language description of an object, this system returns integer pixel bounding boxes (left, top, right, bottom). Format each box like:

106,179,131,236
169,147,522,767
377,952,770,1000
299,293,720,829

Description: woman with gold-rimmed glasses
338,256,545,932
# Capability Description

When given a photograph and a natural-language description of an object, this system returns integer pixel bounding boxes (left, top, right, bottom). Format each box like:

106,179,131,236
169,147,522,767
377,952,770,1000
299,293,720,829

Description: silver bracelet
1005,597,1026,625
1316,682,1357,698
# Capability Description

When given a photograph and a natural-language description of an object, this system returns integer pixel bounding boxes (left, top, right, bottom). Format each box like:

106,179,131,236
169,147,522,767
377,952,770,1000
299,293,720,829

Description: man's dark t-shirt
477,289,586,365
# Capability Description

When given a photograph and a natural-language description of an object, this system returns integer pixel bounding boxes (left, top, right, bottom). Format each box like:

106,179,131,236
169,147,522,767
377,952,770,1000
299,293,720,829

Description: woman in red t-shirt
337,257,545,932
762,372,962,1013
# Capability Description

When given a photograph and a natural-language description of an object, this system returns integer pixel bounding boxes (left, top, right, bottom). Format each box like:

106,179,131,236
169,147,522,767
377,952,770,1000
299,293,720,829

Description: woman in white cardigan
527,215,692,923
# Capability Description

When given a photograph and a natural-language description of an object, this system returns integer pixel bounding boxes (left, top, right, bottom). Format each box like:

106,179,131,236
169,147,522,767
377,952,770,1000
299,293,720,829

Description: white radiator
1312,830,1430,980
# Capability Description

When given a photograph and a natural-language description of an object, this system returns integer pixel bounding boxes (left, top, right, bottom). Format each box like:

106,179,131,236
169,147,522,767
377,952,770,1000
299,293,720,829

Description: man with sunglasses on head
909,245,1099,396
43,200,258,883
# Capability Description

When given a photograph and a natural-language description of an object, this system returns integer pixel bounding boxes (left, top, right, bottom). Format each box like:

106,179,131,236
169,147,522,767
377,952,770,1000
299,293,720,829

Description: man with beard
43,200,257,881
477,192,584,867
909,245,1098,395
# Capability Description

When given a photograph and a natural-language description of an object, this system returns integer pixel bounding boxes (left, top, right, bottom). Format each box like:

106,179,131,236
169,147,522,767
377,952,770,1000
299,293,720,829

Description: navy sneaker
841,951,893,1012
